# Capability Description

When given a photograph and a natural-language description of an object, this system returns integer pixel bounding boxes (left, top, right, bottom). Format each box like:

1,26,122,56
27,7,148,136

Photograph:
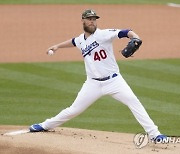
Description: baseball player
29,9,166,142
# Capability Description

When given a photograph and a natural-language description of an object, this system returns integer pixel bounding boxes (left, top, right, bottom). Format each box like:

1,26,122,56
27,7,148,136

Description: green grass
0,59,180,136
0,0,179,4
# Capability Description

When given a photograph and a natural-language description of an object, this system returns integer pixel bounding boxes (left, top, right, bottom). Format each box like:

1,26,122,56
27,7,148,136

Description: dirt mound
0,125,179,154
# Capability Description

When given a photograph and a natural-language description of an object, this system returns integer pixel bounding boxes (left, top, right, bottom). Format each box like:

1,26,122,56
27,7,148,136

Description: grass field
0,0,179,4
0,59,179,136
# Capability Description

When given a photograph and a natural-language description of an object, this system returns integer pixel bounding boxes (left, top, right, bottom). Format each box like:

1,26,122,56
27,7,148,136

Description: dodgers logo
81,41,99,57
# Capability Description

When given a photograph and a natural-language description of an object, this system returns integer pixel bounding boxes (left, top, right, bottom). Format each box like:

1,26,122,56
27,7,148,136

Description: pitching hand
47,45,58,56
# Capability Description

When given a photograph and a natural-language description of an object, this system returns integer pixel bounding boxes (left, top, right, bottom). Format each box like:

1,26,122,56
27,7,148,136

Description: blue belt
92,73,118,81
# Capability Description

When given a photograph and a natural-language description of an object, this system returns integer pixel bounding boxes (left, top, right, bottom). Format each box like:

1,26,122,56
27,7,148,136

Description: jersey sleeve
101,29,121,42
101,29,131,42
72,38,76,46
73,34,82,49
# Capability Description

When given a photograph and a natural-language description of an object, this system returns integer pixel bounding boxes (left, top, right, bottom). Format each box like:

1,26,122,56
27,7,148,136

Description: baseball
48,49,54,55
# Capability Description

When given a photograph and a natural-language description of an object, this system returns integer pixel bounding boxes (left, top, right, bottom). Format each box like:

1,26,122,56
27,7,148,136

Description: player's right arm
47,39,75,54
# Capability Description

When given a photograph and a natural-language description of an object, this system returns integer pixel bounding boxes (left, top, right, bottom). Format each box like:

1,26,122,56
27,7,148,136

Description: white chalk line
167,3,180,8
3,129,30,136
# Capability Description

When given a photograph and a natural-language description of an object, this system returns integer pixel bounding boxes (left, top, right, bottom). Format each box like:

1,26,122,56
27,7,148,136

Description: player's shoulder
74,33,85,42
105,28,119,31
74,32,90,47
77,33,84,39
95,28,121,35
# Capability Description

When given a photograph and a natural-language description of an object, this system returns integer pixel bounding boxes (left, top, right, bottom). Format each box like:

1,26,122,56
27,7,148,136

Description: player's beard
83,22,97,34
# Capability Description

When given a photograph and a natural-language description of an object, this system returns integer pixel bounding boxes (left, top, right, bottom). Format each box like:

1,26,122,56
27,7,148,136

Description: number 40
94,50,107,61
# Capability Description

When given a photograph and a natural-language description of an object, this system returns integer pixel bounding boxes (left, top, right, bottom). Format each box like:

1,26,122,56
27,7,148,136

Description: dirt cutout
0,4,180,154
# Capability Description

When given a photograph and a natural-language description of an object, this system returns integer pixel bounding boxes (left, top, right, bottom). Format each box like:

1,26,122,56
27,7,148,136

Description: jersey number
94,50,107,61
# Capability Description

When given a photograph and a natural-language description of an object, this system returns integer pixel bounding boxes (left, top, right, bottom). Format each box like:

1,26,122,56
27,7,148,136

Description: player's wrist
51,45,59,52
47,45,58,55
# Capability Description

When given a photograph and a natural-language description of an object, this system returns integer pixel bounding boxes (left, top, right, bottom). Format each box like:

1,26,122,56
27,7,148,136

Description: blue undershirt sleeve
118,29,132,39
72,38,76,46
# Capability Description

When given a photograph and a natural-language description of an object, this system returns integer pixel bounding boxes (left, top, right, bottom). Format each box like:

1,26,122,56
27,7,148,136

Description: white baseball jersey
74,28,121,78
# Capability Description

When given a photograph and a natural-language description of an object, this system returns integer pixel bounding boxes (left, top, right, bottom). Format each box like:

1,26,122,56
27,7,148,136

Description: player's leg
110,75,161,139
31,79,102,131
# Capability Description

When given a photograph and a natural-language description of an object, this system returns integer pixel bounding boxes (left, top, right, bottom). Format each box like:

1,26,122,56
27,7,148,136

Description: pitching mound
0,125,179,154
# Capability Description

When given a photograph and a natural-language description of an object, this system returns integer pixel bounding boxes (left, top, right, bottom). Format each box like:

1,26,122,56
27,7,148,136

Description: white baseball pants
41,74,160,139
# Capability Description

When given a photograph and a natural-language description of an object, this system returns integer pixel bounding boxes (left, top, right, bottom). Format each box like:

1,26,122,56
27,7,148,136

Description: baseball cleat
29,124,46,132
152,134,167,143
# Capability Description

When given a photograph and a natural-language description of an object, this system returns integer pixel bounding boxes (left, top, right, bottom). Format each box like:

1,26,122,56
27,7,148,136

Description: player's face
82,17,97,34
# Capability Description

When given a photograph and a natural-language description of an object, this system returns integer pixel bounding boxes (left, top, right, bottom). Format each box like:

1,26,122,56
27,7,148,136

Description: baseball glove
121,38,142,58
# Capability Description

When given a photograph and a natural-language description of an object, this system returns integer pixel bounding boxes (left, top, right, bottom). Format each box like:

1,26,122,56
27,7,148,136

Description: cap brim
82,15,100,19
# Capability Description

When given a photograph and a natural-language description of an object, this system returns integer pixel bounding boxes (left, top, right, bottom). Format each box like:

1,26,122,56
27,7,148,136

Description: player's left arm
127,30,140,39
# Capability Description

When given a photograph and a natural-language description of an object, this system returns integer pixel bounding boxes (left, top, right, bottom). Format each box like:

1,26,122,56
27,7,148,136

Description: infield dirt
0,5,179,63
0,4,180,154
